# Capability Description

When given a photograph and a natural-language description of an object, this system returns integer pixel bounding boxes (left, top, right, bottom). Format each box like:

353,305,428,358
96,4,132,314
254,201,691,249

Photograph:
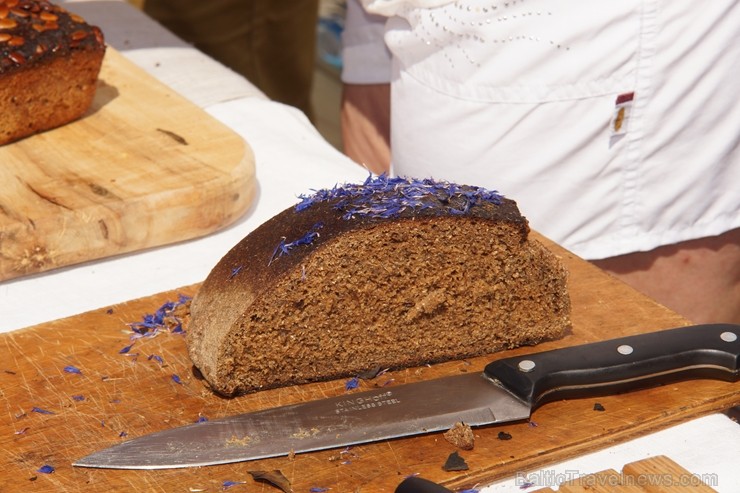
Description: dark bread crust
0,0,105,145
188,177,571,396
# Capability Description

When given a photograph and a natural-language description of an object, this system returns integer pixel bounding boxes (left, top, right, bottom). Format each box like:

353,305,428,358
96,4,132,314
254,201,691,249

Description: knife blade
73,323,740,469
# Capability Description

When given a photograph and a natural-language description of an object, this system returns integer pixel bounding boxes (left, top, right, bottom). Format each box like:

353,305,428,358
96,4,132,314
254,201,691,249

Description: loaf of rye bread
188,176,571,396
0,0,105,145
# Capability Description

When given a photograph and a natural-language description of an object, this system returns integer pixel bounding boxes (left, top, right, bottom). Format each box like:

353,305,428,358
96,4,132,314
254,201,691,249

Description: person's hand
341,83,391,175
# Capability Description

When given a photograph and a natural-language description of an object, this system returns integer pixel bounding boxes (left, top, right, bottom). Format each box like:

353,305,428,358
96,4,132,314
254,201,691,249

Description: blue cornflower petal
222,480,246,489
31,407,54,415
345,377,360,391
119,343,134,354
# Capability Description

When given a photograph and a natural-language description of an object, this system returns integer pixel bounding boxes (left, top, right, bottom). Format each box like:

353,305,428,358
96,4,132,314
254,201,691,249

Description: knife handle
395,477,452,493
484,323,740,408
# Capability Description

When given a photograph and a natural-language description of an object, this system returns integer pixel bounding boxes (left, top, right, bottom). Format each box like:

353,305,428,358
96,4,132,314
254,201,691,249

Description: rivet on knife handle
484,323,740,408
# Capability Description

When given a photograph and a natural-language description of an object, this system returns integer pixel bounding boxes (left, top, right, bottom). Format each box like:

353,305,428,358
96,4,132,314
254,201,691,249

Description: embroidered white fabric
343,0,740,259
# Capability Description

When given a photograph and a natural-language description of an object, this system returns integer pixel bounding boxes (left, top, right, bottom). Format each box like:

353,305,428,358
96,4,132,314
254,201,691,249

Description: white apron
343,0,740,259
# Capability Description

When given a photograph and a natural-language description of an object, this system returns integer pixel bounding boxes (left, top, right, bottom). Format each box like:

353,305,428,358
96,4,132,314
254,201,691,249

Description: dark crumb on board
248,470,292,493
593,402,606,412
442,451,469,472
191,366,205,380
497,431,512,441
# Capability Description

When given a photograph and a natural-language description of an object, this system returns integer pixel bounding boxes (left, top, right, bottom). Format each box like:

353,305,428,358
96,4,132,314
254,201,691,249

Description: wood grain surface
0,48,255,282
1,236,738,493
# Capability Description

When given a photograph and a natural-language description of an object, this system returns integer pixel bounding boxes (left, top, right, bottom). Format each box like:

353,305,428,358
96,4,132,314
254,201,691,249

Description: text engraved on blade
334,391,401,414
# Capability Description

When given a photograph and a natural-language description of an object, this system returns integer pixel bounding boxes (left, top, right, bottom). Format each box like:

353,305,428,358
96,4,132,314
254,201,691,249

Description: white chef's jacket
342,0,740,259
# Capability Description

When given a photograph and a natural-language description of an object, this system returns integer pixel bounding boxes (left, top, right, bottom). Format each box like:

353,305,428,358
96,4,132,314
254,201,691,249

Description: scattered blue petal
310,488,330,492
460,489,480,493
71,395,85,401
119,344,134,354
229,265,243,279
119,431,128,438
37,465,54,474
147,354,164,365
269,222,324,264
344,377,359,391
31,407,54,415
126,295,192,336
222,480,246,490
171,374,182,385
63,365,82,375
519,482,535,490
196,416,208,423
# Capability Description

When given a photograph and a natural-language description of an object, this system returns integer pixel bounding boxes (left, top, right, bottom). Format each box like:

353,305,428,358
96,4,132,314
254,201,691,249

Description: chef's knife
74,323,740,469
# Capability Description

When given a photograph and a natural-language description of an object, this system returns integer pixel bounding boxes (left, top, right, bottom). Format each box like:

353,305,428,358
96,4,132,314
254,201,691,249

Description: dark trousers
143,0,320,120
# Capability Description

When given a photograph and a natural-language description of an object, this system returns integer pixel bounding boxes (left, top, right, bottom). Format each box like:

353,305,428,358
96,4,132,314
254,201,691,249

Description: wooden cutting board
1,236,738,493
0,48,255,282
533,455,718,492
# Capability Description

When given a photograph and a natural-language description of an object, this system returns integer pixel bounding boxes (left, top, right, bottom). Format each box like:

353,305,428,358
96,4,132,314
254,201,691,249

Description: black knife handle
395,477,453,493
484,323,740,408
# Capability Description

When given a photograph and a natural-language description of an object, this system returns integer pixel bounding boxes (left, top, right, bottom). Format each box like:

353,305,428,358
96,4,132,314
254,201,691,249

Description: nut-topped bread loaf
188,176,571,396
0,0,105,145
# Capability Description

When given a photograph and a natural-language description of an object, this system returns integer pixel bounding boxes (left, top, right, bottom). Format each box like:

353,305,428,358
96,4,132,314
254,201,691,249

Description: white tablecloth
1,2,738,491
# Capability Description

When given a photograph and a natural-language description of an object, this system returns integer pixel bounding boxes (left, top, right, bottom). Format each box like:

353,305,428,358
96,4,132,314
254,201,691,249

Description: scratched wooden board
0,48,255,282
1,236,738,493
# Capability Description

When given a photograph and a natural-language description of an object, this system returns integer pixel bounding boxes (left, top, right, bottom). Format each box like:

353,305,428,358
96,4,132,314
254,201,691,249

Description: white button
617,344,634,355
720,332,737,343
518,360,536,372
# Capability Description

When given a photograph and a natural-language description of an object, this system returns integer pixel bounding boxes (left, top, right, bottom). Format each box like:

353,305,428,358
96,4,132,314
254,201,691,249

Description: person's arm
340,0,392,174
341,83,391,174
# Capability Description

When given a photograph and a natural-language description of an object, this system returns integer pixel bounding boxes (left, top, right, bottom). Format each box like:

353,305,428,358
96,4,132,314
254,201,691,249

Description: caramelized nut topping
7,34,23,46
7,50,25,64
93,26,103,45
0,17,17,28
0,0,105,73
11,8,30,17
